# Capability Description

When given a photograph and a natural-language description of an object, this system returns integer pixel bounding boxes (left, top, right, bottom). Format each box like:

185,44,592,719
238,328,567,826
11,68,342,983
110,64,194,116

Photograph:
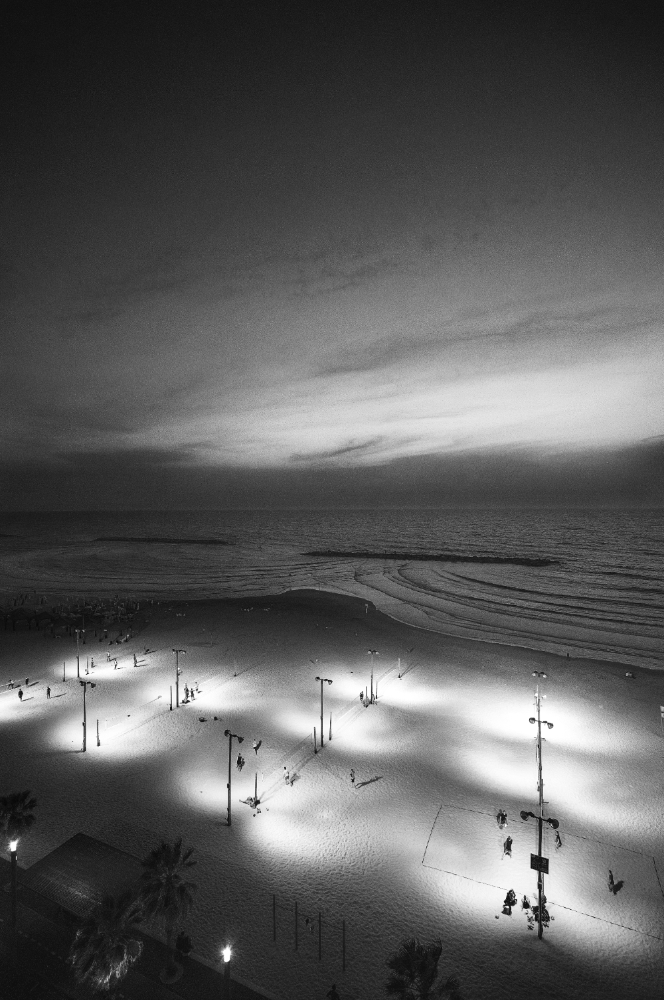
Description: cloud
2,438,662,511
289,437,385,463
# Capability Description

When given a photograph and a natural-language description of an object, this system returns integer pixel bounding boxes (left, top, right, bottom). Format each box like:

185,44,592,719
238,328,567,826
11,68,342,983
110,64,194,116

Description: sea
0,507,662,670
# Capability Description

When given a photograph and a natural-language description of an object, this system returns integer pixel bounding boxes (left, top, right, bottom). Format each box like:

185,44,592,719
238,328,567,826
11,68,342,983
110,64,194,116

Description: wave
305,550,558,566
94,537,232,544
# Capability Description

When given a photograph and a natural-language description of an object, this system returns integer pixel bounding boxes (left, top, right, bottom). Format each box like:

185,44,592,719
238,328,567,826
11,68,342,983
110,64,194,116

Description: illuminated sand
1,590,663,999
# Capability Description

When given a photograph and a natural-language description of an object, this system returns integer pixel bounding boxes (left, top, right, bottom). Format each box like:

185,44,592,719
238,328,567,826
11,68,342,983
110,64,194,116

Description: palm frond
68,892,144,991
0,790,37,841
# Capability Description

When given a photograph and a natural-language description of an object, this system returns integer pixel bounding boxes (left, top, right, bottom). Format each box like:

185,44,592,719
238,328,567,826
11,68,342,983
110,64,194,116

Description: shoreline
2,583,660,676
139,587,663,679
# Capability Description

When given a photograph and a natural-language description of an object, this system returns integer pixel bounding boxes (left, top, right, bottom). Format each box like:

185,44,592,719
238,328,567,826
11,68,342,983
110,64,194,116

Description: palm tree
68,890,144,992
385,938,462,999
0,789,37,842
139,838,196,980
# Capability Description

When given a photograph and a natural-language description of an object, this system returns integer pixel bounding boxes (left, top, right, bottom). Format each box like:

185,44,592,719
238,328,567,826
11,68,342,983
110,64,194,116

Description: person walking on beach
8,679,13,690
46,686,51,699
18,688,23,702
113,658,118,669
555,831,562,850
503,836,513,857
133,654,138,667
608,869,615,893
25,677,29,687
284,767,290,784
253,739,261,755
327,984,340,1000
350,769,356,787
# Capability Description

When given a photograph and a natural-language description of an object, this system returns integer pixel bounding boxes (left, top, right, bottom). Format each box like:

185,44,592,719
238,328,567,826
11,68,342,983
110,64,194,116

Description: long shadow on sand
356,775,383,788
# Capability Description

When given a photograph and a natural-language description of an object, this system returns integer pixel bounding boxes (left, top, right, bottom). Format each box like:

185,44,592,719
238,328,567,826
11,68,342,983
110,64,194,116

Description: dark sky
2,6,663,509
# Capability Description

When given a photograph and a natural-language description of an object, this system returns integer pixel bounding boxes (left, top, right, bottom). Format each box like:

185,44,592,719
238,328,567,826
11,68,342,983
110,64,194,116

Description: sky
2,6,663,509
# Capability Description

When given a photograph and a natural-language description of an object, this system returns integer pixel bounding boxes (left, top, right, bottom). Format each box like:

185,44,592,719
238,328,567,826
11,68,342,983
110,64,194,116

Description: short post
329,712,332,741
397,656,401,677
63,660,66,682
96,719,100,747
273,894,276,942
170,685,173,711
314,726,317,753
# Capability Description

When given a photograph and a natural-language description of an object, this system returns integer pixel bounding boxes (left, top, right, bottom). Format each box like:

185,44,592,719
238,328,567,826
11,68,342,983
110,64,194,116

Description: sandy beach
1,588,663,999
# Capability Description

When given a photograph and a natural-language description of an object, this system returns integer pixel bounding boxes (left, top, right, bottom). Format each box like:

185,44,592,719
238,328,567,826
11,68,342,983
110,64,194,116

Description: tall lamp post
221,944,231,999
75,628,85,679
173,648,186,708
9,837,18,948
80,679,96,752
367,649,378,703
520,671,557,939
224,730,243,827
314,676,332,747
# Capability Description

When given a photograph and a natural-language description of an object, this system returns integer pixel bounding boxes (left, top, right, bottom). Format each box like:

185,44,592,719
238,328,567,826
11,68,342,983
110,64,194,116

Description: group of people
497,808,563,855
182,681,199,702
10,678,30,702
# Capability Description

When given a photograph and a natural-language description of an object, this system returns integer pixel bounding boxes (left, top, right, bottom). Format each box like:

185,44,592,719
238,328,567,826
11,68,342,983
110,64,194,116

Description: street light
521,673,557,939
173,648,186,708
74,628,85,679
314,676,333,747
224,730,244,827
80,680,96,752
221,944,231,999
9,837,18,945
367,649,378,703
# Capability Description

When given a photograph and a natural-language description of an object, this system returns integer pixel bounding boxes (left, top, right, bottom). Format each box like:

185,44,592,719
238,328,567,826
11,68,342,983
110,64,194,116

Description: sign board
530,853,549,874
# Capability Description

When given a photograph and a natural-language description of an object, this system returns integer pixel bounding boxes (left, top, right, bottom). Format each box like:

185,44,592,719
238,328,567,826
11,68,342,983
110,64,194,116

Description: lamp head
529,717,536,724
9,839,18,852
224,729,230,736
237,736,244,744
326,679,332,685
315,676,321,681
546,722,554,729
222,945,231,963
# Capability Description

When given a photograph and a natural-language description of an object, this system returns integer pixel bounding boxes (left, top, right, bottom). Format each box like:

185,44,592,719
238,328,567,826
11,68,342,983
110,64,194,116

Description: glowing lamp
9,839,18,852
222,945,231,963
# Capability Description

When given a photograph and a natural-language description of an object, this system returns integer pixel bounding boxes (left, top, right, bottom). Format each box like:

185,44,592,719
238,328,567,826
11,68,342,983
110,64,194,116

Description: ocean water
0,507,662,669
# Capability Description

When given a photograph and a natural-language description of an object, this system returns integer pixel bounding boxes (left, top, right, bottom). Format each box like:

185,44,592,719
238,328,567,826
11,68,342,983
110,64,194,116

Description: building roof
18,833,143,917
